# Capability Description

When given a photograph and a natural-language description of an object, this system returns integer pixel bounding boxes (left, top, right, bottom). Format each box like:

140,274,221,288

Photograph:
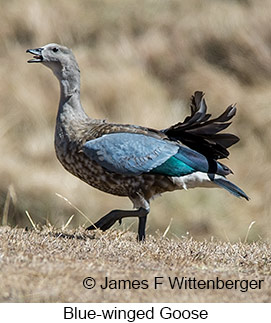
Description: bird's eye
52,48,59,53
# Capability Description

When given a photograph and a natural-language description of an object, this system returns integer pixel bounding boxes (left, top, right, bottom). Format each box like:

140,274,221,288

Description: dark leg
137,215,147,242
86,207,149,240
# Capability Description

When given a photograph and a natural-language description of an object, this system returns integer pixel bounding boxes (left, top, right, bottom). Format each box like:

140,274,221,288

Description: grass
0,0,271,303
0,225,270,302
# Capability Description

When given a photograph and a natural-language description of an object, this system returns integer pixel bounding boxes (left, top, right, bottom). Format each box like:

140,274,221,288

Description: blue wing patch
82,133,179,175
151,156,195,176
151,148,230,177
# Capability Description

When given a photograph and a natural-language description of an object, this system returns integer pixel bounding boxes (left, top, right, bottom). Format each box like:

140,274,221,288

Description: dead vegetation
0,0,271,302
0,226,270,302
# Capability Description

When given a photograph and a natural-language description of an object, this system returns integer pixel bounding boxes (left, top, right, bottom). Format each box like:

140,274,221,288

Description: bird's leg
137,214,147,242
86,207,149,240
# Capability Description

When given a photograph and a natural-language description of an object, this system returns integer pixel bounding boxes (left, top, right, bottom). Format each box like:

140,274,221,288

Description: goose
26,43,248,241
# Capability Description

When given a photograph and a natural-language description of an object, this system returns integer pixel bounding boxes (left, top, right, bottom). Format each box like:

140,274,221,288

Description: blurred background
0,0,270,241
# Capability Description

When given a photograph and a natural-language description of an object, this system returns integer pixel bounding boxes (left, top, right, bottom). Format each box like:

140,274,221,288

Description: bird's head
26,43,79,79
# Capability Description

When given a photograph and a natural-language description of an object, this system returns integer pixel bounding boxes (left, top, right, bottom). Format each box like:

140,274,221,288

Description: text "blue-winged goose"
26,43,249,241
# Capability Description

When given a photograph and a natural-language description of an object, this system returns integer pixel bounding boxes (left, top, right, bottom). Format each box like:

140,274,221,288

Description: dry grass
1,0,271,240
1,1,271,302
0,226,270,302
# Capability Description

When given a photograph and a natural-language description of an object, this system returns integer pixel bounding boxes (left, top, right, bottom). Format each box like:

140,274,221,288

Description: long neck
56,65,88,122
53,64,91,148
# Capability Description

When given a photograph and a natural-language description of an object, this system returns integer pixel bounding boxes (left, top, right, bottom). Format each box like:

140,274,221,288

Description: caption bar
64,306,207,321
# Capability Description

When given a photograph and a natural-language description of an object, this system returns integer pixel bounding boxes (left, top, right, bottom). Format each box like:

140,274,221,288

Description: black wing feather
163,91,239,159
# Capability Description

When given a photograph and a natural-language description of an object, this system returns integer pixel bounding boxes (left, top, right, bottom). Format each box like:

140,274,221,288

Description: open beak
26,47,44,63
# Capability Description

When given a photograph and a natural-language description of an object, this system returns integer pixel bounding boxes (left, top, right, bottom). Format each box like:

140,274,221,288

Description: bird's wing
82,132,179,175
162,91,240,159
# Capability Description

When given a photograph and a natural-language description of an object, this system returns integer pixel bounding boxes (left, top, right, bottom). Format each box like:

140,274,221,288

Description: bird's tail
213,176,249,201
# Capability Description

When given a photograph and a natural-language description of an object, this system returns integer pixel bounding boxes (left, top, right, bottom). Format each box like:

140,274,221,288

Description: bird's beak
26,47,44,63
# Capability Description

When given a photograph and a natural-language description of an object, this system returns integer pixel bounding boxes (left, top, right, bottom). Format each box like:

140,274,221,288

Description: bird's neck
56,67,88,122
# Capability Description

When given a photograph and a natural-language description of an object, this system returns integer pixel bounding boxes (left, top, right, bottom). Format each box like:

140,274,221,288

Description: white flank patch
171,172,221,190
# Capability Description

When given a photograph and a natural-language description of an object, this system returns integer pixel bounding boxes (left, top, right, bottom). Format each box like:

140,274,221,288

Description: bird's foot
86,208,149,241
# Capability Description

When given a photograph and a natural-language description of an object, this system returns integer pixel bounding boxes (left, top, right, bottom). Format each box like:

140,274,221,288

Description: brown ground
0,226,270,302
1,0,271,304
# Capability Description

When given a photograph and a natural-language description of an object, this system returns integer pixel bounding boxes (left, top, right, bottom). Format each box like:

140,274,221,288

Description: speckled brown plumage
55,117,175,200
